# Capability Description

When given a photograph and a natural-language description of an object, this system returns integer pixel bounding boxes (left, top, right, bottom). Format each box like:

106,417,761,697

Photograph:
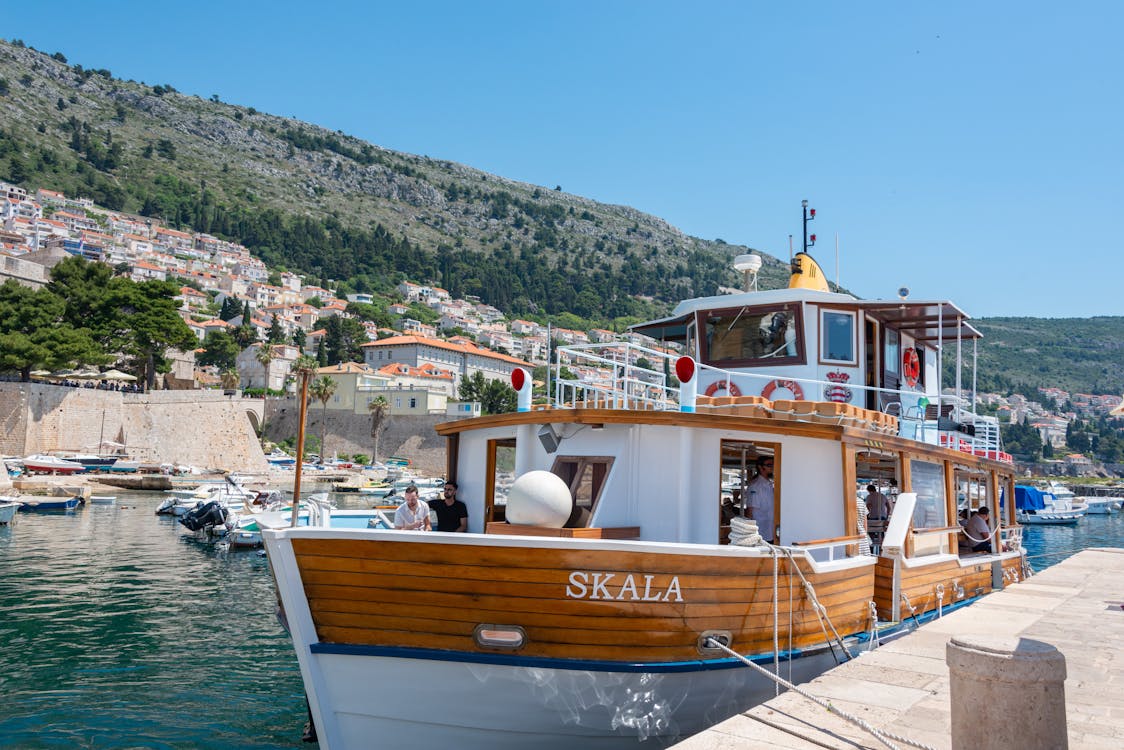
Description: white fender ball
506,470,574,527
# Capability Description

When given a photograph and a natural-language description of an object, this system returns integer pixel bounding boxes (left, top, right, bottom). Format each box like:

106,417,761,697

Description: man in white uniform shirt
745,456,775,543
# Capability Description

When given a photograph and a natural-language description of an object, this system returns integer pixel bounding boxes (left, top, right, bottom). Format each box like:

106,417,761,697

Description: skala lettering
565,571,683,602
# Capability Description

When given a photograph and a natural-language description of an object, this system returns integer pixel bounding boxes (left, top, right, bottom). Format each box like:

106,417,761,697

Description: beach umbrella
101,369,138,382
72,370,102,380
29,370,51,378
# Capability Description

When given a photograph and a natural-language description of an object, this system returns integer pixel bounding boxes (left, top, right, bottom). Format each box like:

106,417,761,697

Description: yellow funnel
788,252,830,292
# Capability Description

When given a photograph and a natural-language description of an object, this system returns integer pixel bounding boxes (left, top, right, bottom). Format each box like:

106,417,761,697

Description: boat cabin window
718,440,778,545
884,329,900,376
701,305,803,367
819,309,857,365
486,438,516,523
955,468,992,555
550,456,613,527
909,459,950,556
855,447,901,554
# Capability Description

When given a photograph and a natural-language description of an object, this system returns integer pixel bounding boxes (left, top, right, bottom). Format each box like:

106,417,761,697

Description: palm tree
255,344,275,392
308,375,337,461
367,395,389,463
219,368,240,392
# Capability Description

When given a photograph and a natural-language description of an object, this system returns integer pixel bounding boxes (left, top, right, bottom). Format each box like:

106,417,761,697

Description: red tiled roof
361,334,530,367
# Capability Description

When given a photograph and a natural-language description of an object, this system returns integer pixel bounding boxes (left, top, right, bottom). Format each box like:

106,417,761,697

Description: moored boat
263,205,1028,749
0,497,19,524
19,496,82,511
1015,485,1085,525
21,454,86,475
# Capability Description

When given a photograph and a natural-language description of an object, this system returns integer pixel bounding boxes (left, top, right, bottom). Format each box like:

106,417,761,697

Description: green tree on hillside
44,256,195,387
323,316,367,364
196,329,239,372
458,371,516,415
0,281,103,380
267,314,285,344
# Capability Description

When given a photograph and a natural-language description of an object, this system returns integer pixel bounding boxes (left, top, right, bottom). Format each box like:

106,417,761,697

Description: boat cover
1015,485,1048,511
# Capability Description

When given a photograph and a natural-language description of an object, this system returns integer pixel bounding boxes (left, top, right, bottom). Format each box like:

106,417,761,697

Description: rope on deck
703,636,937,750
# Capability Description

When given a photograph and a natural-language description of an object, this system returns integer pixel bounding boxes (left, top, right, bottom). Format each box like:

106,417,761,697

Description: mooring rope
703,636,937,750
769,543,854,663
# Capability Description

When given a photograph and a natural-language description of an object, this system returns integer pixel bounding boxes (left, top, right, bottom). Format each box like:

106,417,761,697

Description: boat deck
675,547,1124,749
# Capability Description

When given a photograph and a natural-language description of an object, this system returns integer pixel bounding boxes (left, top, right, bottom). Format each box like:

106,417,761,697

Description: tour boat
263,212,1028,749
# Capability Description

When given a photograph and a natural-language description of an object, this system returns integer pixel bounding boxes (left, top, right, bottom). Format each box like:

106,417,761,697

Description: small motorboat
19,496,82,512
89,495,117,505
1015,485,1084,525
21,454,86,475
0,497,19,524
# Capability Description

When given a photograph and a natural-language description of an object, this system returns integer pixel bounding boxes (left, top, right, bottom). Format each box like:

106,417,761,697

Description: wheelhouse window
885,329,900,375
550,456,613,527
820,309,856,365
700,305,803,367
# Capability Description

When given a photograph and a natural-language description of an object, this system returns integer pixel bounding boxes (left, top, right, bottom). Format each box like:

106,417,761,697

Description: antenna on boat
802,199,816,255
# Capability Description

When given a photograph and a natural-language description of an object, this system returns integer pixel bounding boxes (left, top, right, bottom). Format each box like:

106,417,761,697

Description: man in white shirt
745,456,775,543
394,486,431,531
964,506,992,553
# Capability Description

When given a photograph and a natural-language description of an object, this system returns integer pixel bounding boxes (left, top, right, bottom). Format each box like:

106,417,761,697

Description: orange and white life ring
704,381,742,397
902,348,920,388
761,379,804,400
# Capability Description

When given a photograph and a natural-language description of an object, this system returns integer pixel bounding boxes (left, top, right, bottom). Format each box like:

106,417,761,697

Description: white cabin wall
775,437,845,545
592,424,687,540
455,426,514,532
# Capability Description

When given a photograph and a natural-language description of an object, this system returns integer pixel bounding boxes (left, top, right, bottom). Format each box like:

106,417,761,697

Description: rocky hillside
0,39,794,321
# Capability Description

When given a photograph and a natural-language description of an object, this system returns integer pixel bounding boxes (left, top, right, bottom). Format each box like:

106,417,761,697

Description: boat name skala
565,571,683,602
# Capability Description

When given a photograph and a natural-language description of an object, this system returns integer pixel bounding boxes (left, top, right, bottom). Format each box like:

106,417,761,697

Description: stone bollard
946,635,1067,750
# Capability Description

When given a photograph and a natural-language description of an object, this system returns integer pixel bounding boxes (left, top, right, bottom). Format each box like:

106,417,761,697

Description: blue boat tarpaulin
1015,485,1048,511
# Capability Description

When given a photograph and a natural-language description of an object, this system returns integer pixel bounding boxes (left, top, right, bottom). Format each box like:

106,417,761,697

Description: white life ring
761,379,804,400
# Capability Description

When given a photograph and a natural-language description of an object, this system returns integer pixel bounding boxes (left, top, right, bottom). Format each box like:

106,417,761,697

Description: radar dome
505,470,574,527
733,254,762,273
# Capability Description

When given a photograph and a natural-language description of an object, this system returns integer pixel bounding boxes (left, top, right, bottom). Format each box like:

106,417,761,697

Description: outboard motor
179,500,228,532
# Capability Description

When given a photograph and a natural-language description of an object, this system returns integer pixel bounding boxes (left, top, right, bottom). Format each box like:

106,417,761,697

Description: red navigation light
675,356,695,383
809,209,816,218
810,234,816,243
511,368,526,391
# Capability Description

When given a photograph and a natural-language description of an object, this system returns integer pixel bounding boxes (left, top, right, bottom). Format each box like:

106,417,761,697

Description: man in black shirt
428,481,468,532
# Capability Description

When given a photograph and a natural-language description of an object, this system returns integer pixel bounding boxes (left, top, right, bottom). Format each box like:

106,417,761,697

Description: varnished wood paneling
292,537,875,661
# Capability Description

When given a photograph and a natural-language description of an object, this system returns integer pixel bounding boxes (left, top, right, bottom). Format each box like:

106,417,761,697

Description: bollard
946,635,1067,750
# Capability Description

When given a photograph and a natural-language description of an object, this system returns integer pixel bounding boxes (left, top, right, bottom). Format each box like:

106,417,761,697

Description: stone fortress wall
263,398,450,477
0,382,268,472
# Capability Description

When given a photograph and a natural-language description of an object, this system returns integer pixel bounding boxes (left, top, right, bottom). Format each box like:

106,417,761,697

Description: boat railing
552,343,1010,460
790,534,869,562
1000,524,1023,552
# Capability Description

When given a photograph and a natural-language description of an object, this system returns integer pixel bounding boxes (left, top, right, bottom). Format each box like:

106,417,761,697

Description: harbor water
1,490,1122,748
0,491,313,749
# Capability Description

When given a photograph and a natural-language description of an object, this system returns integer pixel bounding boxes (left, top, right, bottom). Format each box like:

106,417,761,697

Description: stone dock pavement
676,547,1124,750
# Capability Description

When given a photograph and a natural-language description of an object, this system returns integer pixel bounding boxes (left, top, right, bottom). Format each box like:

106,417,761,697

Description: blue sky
5,2,1122,318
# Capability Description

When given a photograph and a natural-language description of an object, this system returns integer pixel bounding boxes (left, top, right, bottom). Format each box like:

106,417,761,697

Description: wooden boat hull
266,528,874,748
874,553,1026,622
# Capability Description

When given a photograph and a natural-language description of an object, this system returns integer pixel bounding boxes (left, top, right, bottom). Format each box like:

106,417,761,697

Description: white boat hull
0,500,18,524
302,648,831,749
1017,511,1083,525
